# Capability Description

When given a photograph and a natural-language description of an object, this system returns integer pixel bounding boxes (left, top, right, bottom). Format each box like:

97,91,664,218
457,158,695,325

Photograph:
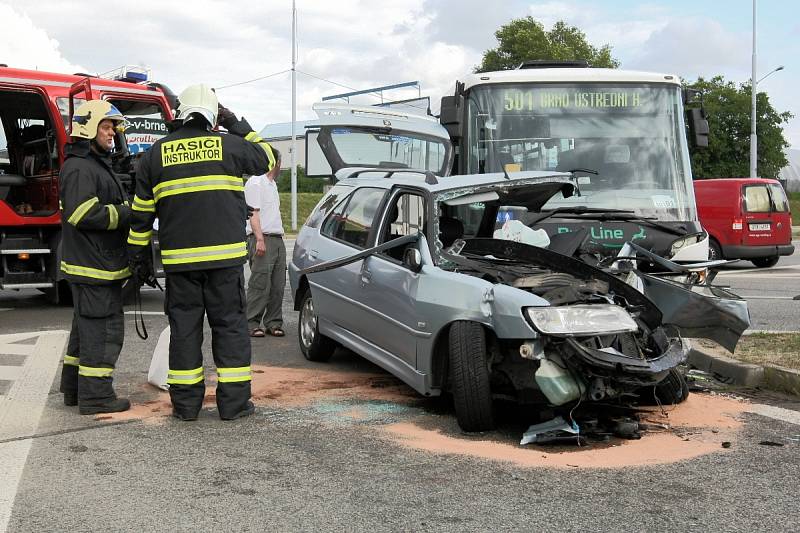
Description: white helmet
176,84,218,126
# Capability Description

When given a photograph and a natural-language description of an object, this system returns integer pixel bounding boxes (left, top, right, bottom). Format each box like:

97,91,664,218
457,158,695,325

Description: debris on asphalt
721,441,732,448
520,416,581,445
758,440,784,447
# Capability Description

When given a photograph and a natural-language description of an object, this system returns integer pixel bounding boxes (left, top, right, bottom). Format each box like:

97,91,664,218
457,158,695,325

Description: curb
687,342,800,396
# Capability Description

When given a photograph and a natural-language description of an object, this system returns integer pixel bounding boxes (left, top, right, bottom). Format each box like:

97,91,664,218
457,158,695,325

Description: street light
750,65,785,178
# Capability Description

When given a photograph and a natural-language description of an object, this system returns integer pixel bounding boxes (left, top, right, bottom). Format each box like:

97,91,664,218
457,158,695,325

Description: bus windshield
464,83,696,221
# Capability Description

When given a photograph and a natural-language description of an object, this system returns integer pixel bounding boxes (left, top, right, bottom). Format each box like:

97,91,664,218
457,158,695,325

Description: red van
694,178,794,267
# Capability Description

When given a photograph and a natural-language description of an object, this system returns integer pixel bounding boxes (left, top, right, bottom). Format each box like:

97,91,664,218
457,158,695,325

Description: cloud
0,3,84,73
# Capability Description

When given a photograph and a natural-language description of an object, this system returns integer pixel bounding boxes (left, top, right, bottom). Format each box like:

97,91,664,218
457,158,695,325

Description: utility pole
750,0,758,178
291,0,298,230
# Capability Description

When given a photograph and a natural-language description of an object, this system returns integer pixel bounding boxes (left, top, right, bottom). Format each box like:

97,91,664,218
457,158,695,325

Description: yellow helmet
70,100,126,140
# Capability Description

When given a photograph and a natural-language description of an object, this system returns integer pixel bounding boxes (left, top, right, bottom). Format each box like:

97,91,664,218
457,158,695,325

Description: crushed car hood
453,239,750,352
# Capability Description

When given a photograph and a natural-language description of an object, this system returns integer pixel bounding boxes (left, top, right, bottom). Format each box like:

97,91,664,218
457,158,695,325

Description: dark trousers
165,265,252,419
61,282,124,405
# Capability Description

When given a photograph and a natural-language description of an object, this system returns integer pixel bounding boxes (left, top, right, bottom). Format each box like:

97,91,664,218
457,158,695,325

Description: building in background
780,148,800,192
258,121,315,170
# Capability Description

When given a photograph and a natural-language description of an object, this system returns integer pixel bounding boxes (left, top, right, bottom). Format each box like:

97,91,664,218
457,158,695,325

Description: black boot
172,410,199,422
79,398,131,415
221,401,255,420
64,392,78,407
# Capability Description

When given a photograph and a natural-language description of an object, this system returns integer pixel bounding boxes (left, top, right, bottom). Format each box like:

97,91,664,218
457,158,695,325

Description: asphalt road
0,244,799,532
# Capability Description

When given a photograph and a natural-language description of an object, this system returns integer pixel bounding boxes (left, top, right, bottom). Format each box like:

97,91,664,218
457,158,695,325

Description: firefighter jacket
127,122,276,273
59,141,132,284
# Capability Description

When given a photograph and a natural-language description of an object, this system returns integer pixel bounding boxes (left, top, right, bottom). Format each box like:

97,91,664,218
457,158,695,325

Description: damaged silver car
290,103,750,432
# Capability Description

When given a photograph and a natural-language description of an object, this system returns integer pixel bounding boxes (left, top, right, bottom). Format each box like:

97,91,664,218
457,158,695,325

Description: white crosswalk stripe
0,330,68,533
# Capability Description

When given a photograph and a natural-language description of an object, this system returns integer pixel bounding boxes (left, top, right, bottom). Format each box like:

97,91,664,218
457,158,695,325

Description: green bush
276,165,328,193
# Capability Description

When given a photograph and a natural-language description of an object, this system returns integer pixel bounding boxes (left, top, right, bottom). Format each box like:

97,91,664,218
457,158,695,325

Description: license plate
749,223,771,231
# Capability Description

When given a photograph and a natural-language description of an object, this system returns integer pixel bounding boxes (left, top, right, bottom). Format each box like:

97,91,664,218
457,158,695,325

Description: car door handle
360,268,372,284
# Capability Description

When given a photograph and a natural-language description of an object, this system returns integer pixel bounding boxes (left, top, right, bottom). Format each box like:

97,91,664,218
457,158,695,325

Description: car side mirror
403,247,423,273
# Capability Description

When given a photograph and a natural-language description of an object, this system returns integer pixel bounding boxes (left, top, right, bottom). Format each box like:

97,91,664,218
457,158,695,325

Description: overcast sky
1,0,797,146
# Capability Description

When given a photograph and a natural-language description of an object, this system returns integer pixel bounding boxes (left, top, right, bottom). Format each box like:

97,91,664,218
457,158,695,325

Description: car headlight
669,233,704,257
525,304,638,336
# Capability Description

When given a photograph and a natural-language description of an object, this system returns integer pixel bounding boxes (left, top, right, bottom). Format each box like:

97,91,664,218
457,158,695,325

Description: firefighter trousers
164,265,252,419
61,282,124,405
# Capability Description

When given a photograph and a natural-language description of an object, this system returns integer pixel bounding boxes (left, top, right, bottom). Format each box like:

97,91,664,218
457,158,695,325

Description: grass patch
790,192,800,226
730,333,800,371
279,192,324,234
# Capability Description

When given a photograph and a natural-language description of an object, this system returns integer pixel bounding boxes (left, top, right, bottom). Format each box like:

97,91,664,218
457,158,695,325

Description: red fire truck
0,65,175,302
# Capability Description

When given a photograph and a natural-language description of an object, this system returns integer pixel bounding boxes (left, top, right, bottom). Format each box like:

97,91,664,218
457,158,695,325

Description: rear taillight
732,218,743,231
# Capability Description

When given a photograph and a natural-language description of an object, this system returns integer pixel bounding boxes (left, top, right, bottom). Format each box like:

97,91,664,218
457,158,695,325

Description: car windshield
324,126,451,175
465,83,697,221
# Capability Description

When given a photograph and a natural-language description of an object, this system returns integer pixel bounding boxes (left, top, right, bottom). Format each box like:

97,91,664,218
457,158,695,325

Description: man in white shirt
244,151,286,337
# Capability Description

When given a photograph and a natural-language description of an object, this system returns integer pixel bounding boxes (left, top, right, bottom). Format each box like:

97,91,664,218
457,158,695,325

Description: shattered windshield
323,126,450,175
465,83,696,221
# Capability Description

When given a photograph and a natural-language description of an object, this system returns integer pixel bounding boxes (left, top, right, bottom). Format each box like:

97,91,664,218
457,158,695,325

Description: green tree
688,76,792,179
477,18,619,72
275,165,326,193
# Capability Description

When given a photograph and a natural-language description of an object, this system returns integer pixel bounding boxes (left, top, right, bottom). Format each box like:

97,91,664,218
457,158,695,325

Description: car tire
298,288,336,362
708,239,723,261
448,321,494,432
640,368,689,405
751,256,779,268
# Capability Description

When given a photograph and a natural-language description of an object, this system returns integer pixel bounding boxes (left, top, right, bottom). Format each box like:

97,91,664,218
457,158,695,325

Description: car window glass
321,187,385,248
768,184,789,212
305,184,352,228
744,185,770,213
382,193,425,241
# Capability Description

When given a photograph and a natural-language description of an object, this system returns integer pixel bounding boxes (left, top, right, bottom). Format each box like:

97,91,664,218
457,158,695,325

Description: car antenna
424,171,438,185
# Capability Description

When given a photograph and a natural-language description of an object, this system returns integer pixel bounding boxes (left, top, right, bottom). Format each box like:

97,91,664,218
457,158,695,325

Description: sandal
267,327,285,337
249,327,266,338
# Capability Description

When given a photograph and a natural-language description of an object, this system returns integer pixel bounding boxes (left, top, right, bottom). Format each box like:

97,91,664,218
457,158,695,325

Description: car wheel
708,239,723,261
751,256,779,268
298,288,336,362
639,368,689,405
448,321,494,432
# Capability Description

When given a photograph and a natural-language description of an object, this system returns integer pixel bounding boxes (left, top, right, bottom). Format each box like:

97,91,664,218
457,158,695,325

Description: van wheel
751,256,779,268
298,288,336,362
708,239,723,261
448,321,494,432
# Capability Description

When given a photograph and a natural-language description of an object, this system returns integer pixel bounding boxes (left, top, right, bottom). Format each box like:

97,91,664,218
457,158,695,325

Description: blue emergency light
121,70,148,83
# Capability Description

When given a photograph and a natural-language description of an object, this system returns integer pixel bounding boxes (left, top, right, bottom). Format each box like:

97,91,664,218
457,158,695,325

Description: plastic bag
493,219,551,248
147,326,170,390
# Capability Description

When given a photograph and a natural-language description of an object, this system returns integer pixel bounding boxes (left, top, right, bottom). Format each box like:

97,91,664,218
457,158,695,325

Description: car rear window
305,184,352,228
744,185,770,213
768,184,789,212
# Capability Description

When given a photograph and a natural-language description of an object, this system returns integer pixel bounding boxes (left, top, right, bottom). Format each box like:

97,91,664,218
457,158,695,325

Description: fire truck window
56,97,85,129
107,100,169,156
0,115,9,170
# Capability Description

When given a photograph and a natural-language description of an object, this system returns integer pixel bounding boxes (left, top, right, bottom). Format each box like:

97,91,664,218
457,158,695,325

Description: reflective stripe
161,241,247,265
218,366,252,383
132,195,156,213
166,367,204,385
63,355,79,367
127,228,153,246
60,261,131,281
244,132,263,143
243,133,276,170
78,365,113,377
152,175,244,202
107,204,119,230
67,197,99,226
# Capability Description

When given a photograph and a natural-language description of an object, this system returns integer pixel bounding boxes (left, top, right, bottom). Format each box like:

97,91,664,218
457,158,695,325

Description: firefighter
127,84,276,421
60,100,132,415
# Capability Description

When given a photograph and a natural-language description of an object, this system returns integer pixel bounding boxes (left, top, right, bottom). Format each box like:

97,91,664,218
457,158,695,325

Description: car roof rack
343,169,439,185
517,59,590,69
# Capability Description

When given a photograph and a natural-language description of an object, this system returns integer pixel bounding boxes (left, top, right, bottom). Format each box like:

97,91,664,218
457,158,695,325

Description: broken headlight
525,304,638,336
669,233,703,257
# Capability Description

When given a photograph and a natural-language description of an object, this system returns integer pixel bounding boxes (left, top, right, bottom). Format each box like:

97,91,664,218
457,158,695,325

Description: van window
744,185,770,213
768,184,789,212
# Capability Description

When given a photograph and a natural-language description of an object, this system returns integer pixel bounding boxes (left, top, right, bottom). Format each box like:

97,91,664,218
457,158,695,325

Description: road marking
746,404,800,427
739,295,798,300
0,330,69,533
0,309,11,313
123,311,165,316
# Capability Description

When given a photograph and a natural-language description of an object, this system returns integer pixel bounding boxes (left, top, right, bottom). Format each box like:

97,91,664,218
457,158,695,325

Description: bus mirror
688,108,709,149
440,95,463,139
